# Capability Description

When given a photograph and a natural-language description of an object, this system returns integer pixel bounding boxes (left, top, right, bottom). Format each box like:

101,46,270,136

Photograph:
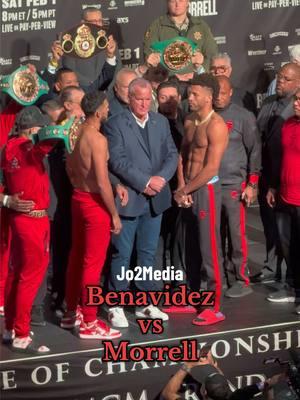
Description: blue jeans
109,202,162,292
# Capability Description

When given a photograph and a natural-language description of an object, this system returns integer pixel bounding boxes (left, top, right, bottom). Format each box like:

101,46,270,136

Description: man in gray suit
104,78,178,328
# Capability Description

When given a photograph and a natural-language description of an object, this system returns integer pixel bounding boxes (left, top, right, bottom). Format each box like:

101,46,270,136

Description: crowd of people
0,0,300,359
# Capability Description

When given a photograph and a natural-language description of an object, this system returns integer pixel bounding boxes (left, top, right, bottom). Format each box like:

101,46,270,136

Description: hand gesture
111,214,122,235
106,35,117,58
266,188,276,208
146,52,161,68
148,176,166,193
191,51,204,69
241,185,257,207
115,184,129,207
143,186,157,196
7,192,35,213
51,40,63,62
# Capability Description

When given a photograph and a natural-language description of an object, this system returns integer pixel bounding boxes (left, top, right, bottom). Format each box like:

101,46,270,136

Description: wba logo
117,17,129,23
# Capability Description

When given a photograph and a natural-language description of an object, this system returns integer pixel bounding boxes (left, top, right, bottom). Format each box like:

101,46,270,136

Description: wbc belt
0,66,49,106
35,117,82,154
151,36,197,73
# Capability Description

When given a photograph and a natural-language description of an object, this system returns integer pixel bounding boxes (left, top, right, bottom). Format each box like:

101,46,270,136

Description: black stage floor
1,283,299,364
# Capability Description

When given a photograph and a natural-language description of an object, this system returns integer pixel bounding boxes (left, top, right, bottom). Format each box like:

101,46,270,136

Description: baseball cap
205,373,231,399
15,106,50,130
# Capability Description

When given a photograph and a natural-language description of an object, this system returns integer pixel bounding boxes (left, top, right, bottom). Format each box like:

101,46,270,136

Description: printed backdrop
0,0,300,108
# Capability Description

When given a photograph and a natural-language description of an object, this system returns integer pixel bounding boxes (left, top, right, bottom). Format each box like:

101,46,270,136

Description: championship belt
37,117,82,154
60,23,109,59
151,37,197,73
0,66,49,106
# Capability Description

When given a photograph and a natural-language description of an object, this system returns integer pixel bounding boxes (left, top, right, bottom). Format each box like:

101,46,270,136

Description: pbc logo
226,120,233,132
117,17,129,23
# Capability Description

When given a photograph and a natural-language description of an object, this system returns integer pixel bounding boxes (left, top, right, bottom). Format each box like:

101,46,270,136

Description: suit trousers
5,214,50,337
65,190,111,323
192,182,223,312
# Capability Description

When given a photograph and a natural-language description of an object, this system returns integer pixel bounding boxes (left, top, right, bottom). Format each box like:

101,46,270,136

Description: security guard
143,0,217,73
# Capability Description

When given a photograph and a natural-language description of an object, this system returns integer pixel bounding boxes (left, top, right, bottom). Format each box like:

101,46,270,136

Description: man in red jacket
267,88,300,314
1,106,55,353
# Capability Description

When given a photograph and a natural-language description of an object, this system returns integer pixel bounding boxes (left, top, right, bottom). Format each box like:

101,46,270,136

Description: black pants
258,176,283,273
166,207,202,292
48,146,72,306
275,200,300,292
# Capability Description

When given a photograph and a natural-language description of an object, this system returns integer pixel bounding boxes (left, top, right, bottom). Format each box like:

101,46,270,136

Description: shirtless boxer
174,74,228,325
61,91,122,339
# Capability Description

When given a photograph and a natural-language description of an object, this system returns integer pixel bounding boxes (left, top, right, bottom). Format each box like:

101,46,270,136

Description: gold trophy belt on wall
60,23,109,59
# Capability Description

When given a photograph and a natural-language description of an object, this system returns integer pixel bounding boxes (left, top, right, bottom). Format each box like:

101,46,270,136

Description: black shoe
266,287,295,303
51,299,66,318
31,305,46,327
225,282,253,298
250,266,280,284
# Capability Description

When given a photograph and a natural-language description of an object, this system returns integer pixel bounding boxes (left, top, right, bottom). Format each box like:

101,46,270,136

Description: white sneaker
108,307,129,328
135,305,169,321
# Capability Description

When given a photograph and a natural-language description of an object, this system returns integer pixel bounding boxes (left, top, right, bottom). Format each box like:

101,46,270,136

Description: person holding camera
161,347,285,400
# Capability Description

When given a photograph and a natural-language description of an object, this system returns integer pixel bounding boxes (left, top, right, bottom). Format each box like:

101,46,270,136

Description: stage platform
1,208,300,399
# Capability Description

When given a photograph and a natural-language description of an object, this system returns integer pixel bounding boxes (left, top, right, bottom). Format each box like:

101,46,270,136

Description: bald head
216,75,232,90
214,76,233,109
276,62,300,98
114,68,138,104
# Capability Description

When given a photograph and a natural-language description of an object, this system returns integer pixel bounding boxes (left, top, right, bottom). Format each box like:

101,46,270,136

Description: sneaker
250,266,280,284
60,306,83,329
2,329,34,344
108,307,129,328
79,320,122,340
31,305,46,327
135,305,169,321
192,309,225,326
2,329,15,344
225,282,253,298
0,306,4,317
266,288,295,303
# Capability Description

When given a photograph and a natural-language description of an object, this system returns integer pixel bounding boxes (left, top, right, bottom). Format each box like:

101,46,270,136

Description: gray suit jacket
104,110,178,217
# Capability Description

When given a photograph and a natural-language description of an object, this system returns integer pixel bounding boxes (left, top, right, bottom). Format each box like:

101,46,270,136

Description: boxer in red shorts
61,91,122,340
1,106,56,353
